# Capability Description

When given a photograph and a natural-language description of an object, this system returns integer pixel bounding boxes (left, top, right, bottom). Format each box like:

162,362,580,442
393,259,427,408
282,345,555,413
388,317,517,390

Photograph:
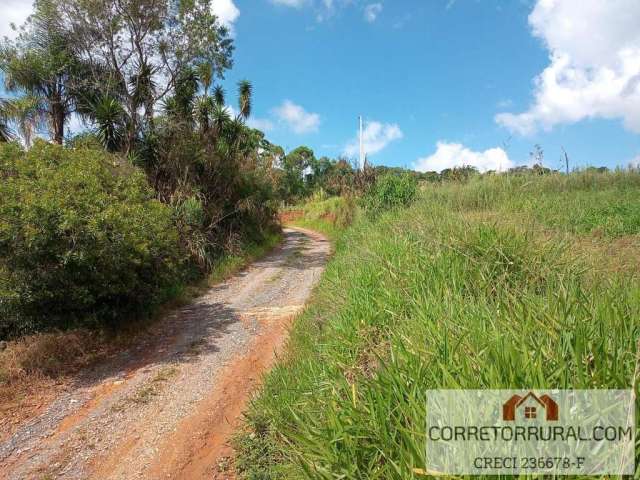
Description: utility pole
359,116,365,170
561,146,569,174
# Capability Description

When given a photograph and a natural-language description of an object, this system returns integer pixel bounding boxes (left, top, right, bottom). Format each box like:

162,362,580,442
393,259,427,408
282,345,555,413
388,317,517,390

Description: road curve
0,227,330,480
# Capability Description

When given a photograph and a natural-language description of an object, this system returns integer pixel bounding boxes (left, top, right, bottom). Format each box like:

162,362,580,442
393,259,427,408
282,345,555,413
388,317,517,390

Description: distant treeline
274,147,619,204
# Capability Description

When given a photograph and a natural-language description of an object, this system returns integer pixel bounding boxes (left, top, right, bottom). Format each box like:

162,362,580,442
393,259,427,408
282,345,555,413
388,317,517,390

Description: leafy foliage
0,0,283,342
91,96,128,152
146,75,279,269
0,0,88,144
0,112,12,142
0,96,46,147
0,142,184,339
363,172,418,212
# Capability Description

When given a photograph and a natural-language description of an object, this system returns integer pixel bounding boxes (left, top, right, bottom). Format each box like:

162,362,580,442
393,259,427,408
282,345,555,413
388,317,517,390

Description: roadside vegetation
0,0,282,340
282,194,354,241
1,0,277,417
0,0,396,421
1,2,638,475
237,169,640,479
0,0,421,342
282,172,417,240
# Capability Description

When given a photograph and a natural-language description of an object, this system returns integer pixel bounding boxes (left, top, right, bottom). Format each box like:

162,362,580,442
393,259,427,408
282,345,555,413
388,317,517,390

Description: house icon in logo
502,391,559,421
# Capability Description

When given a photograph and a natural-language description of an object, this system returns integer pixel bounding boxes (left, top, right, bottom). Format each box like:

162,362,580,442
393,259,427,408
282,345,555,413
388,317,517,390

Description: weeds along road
0,228,330,480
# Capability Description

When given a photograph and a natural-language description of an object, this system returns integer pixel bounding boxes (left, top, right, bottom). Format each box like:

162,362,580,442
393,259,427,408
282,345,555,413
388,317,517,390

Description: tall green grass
238,172,640,479
426,170,640,236
284,196,356,241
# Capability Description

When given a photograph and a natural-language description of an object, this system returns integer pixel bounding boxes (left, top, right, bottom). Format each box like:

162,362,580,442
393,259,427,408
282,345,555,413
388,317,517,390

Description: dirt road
0,227,330,480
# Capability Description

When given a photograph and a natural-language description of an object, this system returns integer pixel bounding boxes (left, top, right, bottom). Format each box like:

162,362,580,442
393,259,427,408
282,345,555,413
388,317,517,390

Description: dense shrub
0,142,185,339
149,124,279,268
363,173,417,212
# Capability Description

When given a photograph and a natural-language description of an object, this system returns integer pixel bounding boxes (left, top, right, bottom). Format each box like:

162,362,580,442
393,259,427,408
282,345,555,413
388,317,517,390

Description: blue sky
3,0,640,171
218,0,640,171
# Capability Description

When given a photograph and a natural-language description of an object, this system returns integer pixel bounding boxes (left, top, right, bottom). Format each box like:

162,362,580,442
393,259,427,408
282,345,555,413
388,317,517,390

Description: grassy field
237,171,640,479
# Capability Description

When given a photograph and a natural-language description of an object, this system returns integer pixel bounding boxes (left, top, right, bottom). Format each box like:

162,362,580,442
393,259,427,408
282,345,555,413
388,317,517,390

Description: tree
0,99,15,142
278,146,315,201
59,0,234,153
237,80,252,120
213,85,225,106
2,95,47,147
0,0,85,144
91,96,128,152
322,158,355,195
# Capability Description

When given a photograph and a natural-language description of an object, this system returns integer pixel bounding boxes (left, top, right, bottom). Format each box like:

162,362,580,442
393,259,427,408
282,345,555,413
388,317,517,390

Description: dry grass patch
0,330,104,380
0,330,109,439
459,209,640,278
279,210,303,223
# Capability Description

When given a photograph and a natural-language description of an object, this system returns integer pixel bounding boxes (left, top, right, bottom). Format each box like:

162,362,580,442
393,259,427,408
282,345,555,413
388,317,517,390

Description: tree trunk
127,98,138,154
51,100,65,145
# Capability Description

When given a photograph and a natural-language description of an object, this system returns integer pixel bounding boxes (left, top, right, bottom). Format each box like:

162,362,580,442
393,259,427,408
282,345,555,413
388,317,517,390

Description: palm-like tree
1,0,80,144
237,80,252,120
130,61,158,129
3,95,47,147
196,96,214,132
213,85,225,107
196,62,214,96
91,96,127,152
173,67,199,123
210,102,231,139
0,99,15,142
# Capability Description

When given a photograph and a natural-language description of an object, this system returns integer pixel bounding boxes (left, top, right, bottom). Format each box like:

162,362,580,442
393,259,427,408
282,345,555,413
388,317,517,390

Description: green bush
363,173,417,212
0,141,185,338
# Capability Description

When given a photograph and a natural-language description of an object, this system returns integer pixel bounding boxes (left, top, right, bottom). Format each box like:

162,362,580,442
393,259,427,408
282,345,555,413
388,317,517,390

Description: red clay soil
279,210,303,223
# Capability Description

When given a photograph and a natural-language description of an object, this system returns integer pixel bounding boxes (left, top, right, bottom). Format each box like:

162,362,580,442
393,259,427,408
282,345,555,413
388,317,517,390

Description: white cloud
273,100,320,134
270,0,308,7
364,3,382,23
270,0,355,22
630,155,640,168
497,98,513,109
1,0,33,40
316,0,337,22
343,121,403,157
496,0,640,136
211,0,240,33
414,142,514,173
247,117,275,132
